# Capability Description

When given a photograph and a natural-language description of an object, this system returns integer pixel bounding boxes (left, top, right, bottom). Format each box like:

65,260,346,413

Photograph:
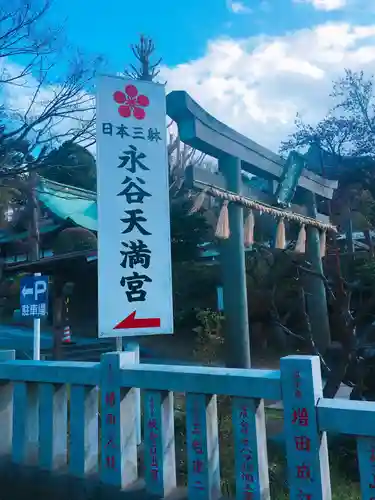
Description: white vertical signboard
96,76,173,337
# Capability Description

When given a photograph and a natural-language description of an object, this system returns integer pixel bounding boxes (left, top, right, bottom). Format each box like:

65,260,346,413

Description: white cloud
162,22,375,152
226,0,252,14
295,0,347,11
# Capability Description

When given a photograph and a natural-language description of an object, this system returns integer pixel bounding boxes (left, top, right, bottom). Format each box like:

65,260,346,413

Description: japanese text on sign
103,363,117,471
237,405,255,499
102,122,162,143
147,396,159,481
96,76,173,337
365,445,375,497
190,399,206,492
117,144,153,302
290,372,314,499
21,304,46,317
294,370,302,398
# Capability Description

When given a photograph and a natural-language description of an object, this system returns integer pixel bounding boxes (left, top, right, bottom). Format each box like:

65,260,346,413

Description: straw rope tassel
295,224,306,253
320,230,327,258
275,218,286,249
215,200,230,239
193,184,337,233
244,209,255,247
189,188,207,214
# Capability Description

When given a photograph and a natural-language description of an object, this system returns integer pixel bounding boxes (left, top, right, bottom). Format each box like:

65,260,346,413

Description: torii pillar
304,191,331,354
167,93,251,368
218,155,251,368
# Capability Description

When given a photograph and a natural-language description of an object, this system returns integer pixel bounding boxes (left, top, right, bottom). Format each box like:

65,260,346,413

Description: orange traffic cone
62,326,72,344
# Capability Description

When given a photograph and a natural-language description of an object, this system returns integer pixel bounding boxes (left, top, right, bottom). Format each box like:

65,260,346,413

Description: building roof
37,177,97,232
0,177,97,245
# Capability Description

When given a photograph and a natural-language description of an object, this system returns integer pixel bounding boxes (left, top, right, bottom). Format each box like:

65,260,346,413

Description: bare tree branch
0,48,101,179
0,0,65,84
124,34,162,82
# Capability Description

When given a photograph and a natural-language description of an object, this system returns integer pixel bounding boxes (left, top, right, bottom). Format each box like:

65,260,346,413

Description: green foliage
192,308,225,365
0,127,33,175
169,199,213,332
245,246,303,317
170,198,210,263
0,127,27,224
194,308,224,335
52,227,97,255
353,258,375,287
172,261,219,330
0,272,28,318
40,142,97,191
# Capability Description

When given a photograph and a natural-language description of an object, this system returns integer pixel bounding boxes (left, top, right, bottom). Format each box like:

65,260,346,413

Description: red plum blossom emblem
113,84,149,120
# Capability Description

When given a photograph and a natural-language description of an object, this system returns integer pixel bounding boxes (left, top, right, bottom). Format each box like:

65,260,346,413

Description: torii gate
167,91,338,368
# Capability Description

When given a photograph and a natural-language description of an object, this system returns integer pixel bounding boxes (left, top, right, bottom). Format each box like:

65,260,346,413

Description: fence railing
0,348,373,499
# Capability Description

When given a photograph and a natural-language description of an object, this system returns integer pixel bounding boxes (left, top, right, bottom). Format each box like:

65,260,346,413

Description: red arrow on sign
114,311,161,330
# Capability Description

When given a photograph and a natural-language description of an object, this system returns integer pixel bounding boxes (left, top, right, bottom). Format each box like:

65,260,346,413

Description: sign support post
115,337,123,352
33,272,41,360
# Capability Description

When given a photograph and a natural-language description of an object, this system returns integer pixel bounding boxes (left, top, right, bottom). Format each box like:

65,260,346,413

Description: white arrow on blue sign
20,275,48,318
21,285,33,298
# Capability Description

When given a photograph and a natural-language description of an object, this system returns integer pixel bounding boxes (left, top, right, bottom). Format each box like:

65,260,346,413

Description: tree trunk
27,173,40,262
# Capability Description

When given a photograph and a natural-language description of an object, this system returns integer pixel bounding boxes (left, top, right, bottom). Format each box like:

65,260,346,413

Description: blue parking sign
20,275,48,318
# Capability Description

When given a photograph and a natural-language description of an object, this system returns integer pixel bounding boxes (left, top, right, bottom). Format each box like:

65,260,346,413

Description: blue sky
2,0,375,151
50,0,363,70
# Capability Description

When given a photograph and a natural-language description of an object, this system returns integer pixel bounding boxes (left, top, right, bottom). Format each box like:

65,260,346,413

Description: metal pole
218,155,251,368
33,272,41,361
115,337,123,351
125,342,141,445
216,286,224,312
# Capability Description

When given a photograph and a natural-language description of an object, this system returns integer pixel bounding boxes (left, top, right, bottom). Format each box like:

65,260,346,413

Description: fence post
13,381,39,464
143,390,176,497
280,355,331,500
357,436,375,499
39,382,68,470
0,350,15,458
100,351,138,489
186,393,221,500
70,385,99,477
232,397,270,499
125,343,141,445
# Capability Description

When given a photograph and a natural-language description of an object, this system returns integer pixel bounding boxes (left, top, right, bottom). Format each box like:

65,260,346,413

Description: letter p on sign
35,280,47,300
